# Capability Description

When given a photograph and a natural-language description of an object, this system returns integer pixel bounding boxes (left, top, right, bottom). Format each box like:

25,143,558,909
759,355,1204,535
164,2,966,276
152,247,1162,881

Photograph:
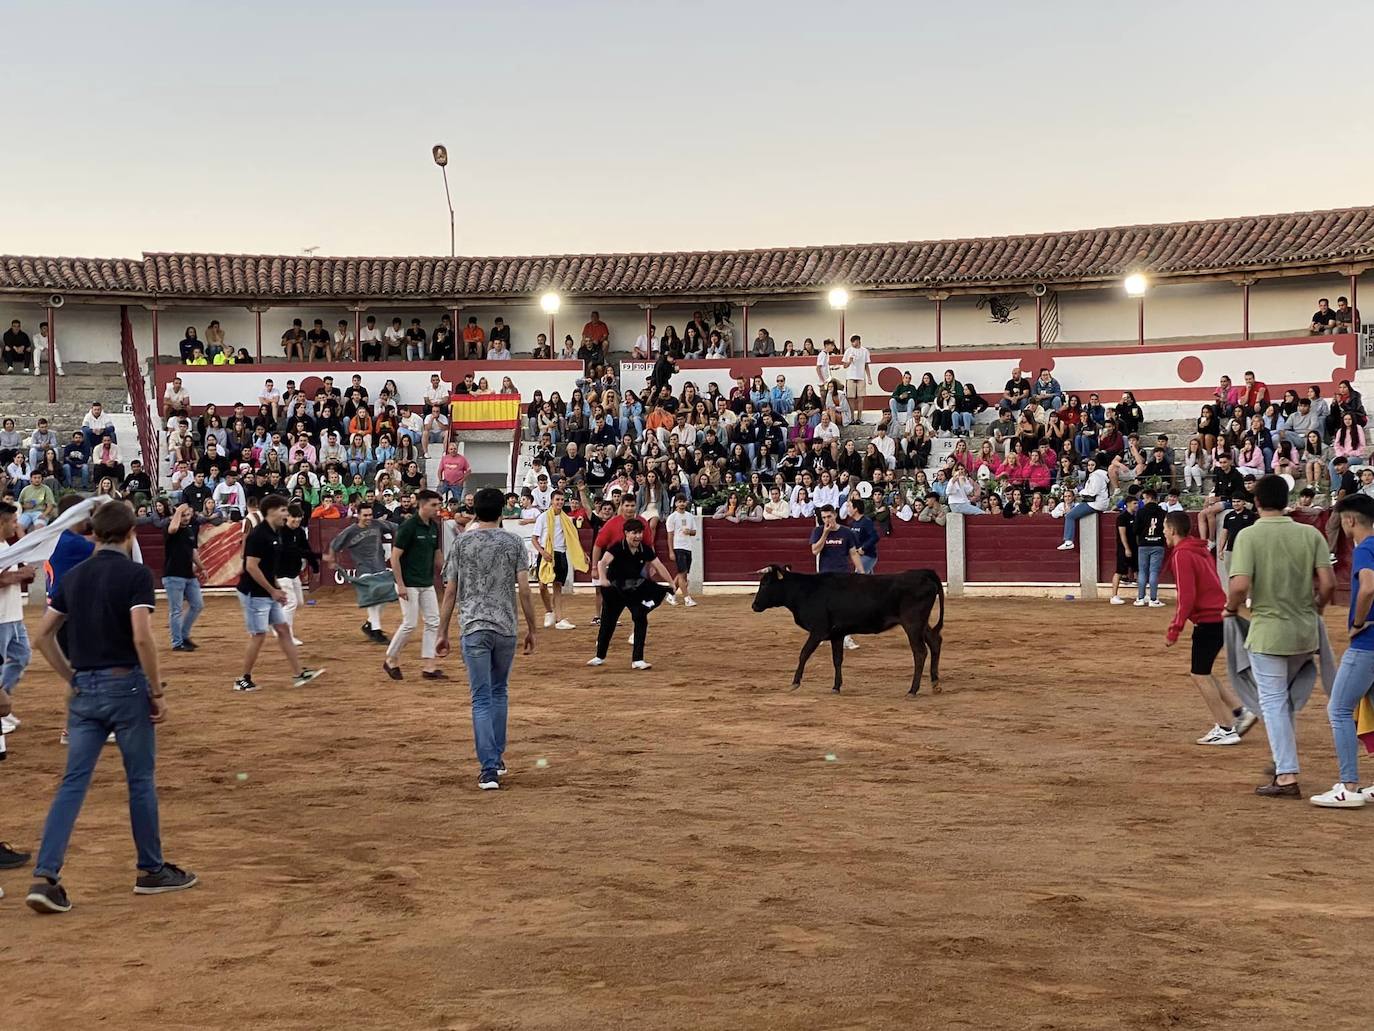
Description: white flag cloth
0,497,109,569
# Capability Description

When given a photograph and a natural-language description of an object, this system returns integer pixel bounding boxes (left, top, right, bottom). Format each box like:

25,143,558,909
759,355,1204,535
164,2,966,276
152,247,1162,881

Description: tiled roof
4,206,1373,301
0,254,147,294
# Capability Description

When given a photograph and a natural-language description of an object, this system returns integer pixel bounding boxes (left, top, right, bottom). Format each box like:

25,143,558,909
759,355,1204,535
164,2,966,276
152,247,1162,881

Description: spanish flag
451,393,522,430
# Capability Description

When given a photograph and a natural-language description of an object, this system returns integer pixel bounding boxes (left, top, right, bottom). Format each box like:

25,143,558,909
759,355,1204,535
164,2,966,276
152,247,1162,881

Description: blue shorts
237,592,287,635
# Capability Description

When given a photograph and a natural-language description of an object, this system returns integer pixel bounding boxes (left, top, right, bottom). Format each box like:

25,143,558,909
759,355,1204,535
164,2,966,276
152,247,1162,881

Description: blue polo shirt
45,529,95,599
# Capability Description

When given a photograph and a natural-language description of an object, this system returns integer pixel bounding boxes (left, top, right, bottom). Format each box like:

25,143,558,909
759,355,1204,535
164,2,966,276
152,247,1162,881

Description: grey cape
1223,613,1338,715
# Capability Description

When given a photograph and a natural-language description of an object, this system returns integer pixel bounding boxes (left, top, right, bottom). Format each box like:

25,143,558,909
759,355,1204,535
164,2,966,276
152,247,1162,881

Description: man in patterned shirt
436,487,537,791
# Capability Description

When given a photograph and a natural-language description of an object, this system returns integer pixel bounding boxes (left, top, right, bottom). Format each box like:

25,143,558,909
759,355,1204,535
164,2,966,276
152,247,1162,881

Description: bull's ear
782,564,792,573
774,567,785,579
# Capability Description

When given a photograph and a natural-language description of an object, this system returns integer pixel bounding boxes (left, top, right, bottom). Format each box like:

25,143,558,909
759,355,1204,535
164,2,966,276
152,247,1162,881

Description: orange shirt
582,319,610,344
646,409,675,433
462,325,486,345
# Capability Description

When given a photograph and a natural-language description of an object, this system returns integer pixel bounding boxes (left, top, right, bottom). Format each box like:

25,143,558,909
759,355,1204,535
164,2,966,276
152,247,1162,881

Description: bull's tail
928,578,945,632
925,579,944,693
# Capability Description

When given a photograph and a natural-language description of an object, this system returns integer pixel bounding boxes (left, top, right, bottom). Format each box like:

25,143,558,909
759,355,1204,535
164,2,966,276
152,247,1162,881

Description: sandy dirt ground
2,592,1371,1031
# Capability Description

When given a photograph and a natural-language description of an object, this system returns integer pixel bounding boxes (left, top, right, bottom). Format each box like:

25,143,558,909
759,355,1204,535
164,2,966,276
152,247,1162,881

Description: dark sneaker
421,670,449,680
382,662,403,681
26,881,72,914
181,639,199,651
233,677,259,693
172,643,193,652
369,629,388,644
134,862,199,895
478,772,500,791
1255,778,1302,798
361,622,375,640
292,668,324,689
0,841,30,869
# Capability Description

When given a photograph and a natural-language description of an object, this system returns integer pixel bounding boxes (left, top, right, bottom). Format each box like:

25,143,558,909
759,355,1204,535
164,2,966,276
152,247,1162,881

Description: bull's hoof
789,682,802,691
832,686,841,694
932,680,942,694
907,687,920,697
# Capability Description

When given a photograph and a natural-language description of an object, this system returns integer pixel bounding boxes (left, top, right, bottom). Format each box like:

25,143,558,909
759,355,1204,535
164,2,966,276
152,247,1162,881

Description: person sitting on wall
462,316,486,359
1334,296,1361,333
998,368,1030,413
305,319,331,361
3,319,34,373
334,320,356,361
280,319,306,361
1310,297,1339,335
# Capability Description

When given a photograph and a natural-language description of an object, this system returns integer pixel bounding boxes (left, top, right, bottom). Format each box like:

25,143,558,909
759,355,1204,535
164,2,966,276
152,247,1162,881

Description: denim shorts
237,592,287,635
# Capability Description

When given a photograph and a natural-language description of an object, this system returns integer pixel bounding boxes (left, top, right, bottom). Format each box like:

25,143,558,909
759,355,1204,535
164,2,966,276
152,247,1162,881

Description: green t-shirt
1228,516,1330,655
19,483,55,513
394,514,441,588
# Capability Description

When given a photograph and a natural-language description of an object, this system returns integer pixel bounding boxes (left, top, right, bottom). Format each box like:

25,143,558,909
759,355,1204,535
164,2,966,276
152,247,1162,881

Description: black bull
751,565,944,695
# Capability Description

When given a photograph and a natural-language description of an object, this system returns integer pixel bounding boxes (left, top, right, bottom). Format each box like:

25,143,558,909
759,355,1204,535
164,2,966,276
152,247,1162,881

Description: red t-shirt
583,320,610,344
594,514,628,552
1244,381,1268,409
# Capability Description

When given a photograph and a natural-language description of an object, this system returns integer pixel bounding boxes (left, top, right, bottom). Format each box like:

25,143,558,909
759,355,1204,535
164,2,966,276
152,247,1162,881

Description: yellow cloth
450,395,520,427
538,511,587,584
1357,693,1374,755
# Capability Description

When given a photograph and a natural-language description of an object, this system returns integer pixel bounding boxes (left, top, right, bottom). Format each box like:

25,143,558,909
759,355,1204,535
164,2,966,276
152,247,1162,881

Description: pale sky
5,0,1372,259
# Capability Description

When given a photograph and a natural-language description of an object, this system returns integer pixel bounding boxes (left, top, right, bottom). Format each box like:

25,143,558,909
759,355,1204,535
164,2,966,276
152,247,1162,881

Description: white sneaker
1196,724,1241,746
1360,786,1374,802
1132,598,1148,607
627,632,636,644
292,637,304,646
1057,541,1075,551
843,636,859,650
543,612,555,628
664,594,677,606
0,714,18,734
1310,783,1367,809
106,732,116,744
586,657,605,667
555,619,576,630
1234,709,1259,737
631,660,652,671
1109,596,1126,605
1147,599,1166,608
684,597,697,607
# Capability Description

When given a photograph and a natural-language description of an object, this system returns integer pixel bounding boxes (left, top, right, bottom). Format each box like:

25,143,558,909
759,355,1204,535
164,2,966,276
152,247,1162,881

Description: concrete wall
0,269,1361,364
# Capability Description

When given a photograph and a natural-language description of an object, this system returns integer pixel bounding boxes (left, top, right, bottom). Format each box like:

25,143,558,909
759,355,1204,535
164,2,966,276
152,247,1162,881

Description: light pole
432,144,454,258
828,287,849,345
541,292,561,351
1124,273,1147,346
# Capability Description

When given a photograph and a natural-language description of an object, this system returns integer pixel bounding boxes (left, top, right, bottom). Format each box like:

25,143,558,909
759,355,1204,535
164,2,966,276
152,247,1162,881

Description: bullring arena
6,181,1374,1030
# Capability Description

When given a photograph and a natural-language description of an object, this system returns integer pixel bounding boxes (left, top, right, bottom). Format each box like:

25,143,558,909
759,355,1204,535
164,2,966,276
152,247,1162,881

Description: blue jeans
1137,545,1165,601
1063,502,1097,542
1249,652,1309,776
0,620,30,693
65,462,90,488
1327,647,1374,784
82,428,116,451
34,668,164,880
441,482,466,504
461,630,517,775
1074,435,1097,458
889,400,916,424
952,411,974,434
163,576,204,648
950,502,983,515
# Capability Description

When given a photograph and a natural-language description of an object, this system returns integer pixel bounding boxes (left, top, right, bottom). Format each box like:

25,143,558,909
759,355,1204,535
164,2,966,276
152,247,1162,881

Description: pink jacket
1333,424,1366,459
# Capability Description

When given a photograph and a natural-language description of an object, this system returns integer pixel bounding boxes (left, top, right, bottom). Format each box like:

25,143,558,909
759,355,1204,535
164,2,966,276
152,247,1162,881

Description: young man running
1310,494,1374,808
26,501,196,913
1163,512,1256,745
589,518,673,671
436,487,538,790
590,493,638,627
664,494,699,606
383,489,444,680
328,505,396,643
532,491,585,629
277,503,319,647
235,494,324,693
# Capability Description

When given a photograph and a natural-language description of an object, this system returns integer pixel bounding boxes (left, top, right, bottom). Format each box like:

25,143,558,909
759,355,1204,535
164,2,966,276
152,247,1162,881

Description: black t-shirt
1338,470,1359,496
1135,502,1167,547
238,522,283,596
1116,509,1137,556
307,328,331,349
560,455,586,480
606,541,655,587
122,471,152,495
51,549,156,671
1313,308,1336,326
163,520,199,579
182,483,212,512
1212,466,1246,500
1221,508,1256,551
1004,377,1028,397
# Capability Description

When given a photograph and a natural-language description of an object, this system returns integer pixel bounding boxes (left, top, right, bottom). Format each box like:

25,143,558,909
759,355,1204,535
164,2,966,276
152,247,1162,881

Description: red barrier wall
964,516,1078,583
702,518,946,582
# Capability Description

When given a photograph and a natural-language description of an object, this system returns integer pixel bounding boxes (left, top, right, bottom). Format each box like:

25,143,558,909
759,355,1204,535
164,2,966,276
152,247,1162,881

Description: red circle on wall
1176,356,1204,383
1021,354,1054,374
877,367,904,392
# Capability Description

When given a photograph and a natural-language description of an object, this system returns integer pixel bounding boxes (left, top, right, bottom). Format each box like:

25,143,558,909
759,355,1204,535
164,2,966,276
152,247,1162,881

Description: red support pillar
152,307,160,366
1035,295,1043,348
741,303,750,356
46,305,56,404
934,298,943,352
1137,296,1145,346
354,308,362,364
1242,282,1251,340
838,310,845,347
452,306,461,359
255,309,263,363
1352,273,1360,333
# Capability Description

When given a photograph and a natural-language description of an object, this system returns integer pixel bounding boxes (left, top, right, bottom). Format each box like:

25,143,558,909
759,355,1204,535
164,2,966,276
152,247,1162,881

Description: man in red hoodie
1163,512,1257,745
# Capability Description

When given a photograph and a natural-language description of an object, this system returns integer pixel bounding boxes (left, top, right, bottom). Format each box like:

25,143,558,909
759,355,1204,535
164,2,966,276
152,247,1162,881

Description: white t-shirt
1080,469,1110,511
843,345,871,381
666,510,698,547
423,382,451,405
212,482,245,512
0,542,23,623
359,326,382,344
873,434,895,465
259,386,281,406
533,509,568,552
947,477,975,506
531,485,553,510
334,329,355,349
384,326,406,348
164,384,189,407
634,334,659,356
814,421,839,444
816,350,834,381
